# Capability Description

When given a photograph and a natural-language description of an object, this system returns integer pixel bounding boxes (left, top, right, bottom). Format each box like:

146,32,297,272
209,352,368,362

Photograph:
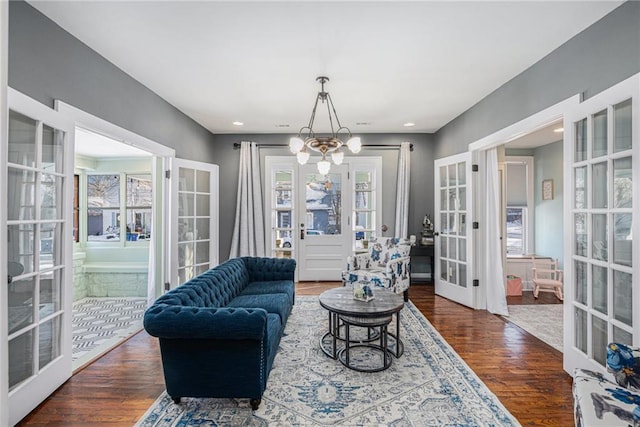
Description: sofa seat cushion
573,368,640,426
240,280,294,305
228,293,292,324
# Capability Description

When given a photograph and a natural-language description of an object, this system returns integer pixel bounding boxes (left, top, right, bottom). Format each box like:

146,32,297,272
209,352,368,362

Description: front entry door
434,153,474,308
297,164,350,281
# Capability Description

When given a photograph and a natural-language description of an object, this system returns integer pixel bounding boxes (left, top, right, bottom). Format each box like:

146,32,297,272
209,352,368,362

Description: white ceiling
505,120,564,150
30,1,622,135
75,127,152,158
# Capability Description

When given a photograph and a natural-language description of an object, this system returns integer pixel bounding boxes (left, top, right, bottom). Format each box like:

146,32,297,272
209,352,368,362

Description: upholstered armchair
341,236,411,301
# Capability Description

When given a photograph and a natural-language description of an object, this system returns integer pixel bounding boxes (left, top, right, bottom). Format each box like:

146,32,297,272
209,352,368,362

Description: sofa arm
241,257,296,282
144,305,268,340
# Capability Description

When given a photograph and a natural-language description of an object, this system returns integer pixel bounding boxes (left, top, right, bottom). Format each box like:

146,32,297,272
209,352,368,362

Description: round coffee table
319,287,404,372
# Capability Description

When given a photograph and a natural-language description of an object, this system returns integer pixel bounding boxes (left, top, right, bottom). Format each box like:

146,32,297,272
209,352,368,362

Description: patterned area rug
136,296,520,426
72,297,146,370
505,304,563,352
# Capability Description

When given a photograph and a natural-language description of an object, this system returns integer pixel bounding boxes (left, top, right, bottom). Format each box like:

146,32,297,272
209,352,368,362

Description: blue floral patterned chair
573,342,640,426
341,236,411,301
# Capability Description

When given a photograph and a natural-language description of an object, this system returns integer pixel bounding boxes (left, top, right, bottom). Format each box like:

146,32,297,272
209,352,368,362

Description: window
86,173,152,242
506,207,527,255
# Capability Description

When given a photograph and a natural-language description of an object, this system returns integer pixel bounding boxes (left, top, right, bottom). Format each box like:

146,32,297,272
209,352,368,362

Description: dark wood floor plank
18,282,573,426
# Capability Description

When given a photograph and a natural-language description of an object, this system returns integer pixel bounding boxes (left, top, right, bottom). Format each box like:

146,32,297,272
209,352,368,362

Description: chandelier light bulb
289,136,304,154
317,159,331,175
296,150,310,165
346,136,362,154
331,150,344,165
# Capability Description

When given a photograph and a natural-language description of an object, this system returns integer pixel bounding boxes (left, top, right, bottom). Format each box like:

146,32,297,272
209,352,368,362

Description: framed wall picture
542,179,554,200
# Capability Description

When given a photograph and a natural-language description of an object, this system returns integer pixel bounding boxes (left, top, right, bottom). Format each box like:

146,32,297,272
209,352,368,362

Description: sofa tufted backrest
154,258,250,308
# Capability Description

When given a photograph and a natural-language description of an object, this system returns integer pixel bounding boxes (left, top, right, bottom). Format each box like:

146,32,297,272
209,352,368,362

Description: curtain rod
233,142,413,151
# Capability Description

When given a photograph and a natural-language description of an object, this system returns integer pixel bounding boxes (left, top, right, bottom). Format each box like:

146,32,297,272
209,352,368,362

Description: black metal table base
320,311,404,371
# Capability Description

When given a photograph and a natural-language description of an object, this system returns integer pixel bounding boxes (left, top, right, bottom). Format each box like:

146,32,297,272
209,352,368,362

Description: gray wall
213,133,435,261
533,141,564,266
434,1,640,159
8,1,216,161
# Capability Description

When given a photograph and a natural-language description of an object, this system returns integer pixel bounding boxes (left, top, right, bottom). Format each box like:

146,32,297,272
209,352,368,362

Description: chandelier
289,76,362,174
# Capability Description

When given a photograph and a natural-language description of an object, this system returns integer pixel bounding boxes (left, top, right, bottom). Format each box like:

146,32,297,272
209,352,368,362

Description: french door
170,158,219,288
5,89,74,425
434,152,474,308
564,74,638,375
297,163,350,281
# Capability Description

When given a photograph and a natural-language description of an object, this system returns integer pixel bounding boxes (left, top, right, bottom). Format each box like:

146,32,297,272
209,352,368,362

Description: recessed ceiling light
276,124,290,128
232,121,244,126
403,122,415,127
356,122,371,126
553,127,564,133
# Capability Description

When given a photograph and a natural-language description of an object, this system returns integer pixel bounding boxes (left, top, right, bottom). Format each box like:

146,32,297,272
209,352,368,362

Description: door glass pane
440,259,447,280
592,110,608,158
196,241,210,264
305,173,341,235
440,213,447,234
614,213,632,267
574,166,587,209
592,214,608,261
613,270,633,326
8,224,35,275
39,316,61,369
592,316,608,366
459,263,467,288
614,99,632,152
440,189,447,211
196,218,210,240
179,242,194,268
459,213,467,236
178,219,194,242
575,213,587,257
41,174,61,221
613,157,632,208
575,118,587,162
439,166,447,188
592,162,608,209
440,237,447,258
448,189,457,211
613,327,633,347
448,164,457,186
179,193,194,217
449,237,457,259
42,125,64,173
39,223,59,271
8,277,36,335
575,308,587,354
196,170,210,193
275,171,292,208
7,168,35,221
9,330,34,390
592,265,608,315
355,211,372,229
448,213,457,235
179,168,195,191
196,194,210,217
458,238,466,262
575,260,587,305
40,269,61,314
450,261,457,285
458,187,466,210
9,110,37,167
355,191,371,209
457,162,466,185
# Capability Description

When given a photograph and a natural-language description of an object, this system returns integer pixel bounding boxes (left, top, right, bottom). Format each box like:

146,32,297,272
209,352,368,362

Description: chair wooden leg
403,290,408,302
533,285,539,299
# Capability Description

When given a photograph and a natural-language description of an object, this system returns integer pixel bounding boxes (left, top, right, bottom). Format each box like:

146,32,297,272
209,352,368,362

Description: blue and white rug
136,296,520,426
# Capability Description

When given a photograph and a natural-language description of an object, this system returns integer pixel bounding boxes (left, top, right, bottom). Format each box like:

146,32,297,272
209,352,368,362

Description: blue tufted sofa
143,256,296,410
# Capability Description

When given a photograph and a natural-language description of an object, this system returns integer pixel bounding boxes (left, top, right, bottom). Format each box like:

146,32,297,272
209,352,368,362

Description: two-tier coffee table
319,286,404,372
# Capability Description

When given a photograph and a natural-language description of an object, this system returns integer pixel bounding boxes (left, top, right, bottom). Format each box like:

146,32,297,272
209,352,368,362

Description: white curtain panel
485,148,509,316
394,142,411,238
230,141,266,258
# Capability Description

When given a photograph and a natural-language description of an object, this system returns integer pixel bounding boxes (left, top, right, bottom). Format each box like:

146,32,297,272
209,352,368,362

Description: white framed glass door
297,163,350,281
564,74,638,375
6,89,74,426
434,152,474,308
170,158,219,287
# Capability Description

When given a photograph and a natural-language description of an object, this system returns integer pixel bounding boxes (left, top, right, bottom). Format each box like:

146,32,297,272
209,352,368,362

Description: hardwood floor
19,282,573,426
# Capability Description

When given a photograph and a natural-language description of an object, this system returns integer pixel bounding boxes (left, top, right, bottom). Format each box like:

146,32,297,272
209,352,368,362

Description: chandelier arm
336,126,353,138
325,93,340,136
